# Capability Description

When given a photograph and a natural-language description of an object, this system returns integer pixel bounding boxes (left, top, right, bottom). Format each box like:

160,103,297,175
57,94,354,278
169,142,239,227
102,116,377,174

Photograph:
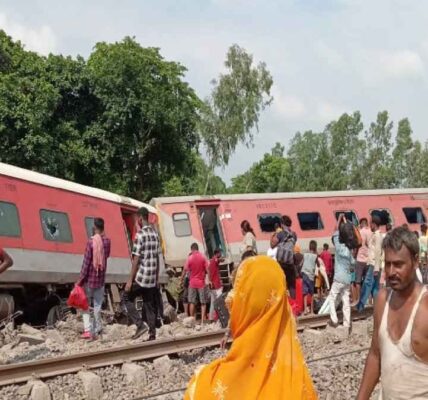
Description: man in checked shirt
123,207,161,341
77,218,111,339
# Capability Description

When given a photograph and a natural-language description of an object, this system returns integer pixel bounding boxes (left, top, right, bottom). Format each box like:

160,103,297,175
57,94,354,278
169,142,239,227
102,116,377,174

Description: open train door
194,200,233,290
194,200,227,258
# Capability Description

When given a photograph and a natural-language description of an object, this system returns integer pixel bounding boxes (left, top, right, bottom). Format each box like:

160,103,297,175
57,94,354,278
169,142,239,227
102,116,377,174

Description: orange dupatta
184,255,317,400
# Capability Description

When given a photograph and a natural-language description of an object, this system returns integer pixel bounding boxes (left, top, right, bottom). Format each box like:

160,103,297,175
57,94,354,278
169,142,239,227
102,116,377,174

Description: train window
297,212,324,231
84,217,95,238
40,210,73,243
402,207,426,224
173,213,191,237
370,209,393,226
334,210,359,226
258,214,281,233
0,201,21,237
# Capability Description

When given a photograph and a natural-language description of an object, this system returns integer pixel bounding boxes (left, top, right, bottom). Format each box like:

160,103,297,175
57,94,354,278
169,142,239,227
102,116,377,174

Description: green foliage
233,111,428,194
0,32,201,200
199,44,273,176
230,143,290,193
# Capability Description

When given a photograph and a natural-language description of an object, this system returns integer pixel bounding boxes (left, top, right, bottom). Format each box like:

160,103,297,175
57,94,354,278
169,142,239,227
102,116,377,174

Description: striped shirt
132,225,160,288
79,235,111,288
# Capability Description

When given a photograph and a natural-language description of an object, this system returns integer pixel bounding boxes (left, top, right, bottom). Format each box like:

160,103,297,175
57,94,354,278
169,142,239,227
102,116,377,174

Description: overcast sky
1,0,428,183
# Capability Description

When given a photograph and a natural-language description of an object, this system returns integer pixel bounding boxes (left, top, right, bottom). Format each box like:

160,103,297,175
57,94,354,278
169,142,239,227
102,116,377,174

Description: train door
196,205,227,259
121,209,136,255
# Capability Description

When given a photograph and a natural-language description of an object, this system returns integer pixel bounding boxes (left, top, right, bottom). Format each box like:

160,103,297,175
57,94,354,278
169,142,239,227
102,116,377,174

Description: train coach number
256,202,277,210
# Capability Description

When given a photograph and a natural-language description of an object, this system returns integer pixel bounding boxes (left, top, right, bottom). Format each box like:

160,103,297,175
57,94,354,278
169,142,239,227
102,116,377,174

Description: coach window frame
0,201,22,237
257,213,282,233
39,209,73,243
334,210,359,226
369,208,394,226
172,212,192,237
402,207,426,225
84,216,96,238
297,211,325,231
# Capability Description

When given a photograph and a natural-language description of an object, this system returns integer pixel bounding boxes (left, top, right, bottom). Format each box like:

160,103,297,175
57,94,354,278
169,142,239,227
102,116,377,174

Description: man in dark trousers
357,227,428,399
123,207,160,341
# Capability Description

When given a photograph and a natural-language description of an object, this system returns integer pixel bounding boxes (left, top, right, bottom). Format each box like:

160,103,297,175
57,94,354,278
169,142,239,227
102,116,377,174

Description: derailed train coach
152,189,428,272
0,162,157,325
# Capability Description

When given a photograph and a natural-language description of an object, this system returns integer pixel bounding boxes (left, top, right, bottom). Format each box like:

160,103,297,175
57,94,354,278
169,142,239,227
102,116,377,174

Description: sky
1,0,428,184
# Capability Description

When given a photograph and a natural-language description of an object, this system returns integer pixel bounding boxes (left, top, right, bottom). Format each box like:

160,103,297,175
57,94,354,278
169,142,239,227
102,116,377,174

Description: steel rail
0,308,373,387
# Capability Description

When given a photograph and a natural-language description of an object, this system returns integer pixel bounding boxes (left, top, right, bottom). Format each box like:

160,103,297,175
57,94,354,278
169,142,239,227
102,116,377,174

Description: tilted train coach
2,161,428,324
152,189,428,269
0,162,157,325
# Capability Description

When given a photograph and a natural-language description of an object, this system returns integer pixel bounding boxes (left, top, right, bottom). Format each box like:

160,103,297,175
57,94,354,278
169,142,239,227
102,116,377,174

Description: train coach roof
151,188,428,204
0,162,156,213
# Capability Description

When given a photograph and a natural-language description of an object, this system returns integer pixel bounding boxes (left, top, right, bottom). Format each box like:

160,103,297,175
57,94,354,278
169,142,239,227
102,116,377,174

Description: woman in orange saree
184,255,318,400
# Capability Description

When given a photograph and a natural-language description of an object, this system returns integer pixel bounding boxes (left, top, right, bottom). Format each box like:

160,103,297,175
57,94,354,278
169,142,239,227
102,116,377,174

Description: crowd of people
184,218,427,399
1,207,427,398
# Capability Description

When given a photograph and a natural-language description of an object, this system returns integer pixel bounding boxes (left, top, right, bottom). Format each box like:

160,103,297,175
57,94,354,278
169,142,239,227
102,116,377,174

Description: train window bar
369,208,394,226
0,201,21,237
402,207,426,225
297,212,324,231
172,213,192,237
39,209,73,243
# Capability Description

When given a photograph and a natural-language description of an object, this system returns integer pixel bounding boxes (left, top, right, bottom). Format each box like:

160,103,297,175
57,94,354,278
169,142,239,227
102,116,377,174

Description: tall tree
407,140,428,188
86,37,201,199
363,111,394,189
199,44,273,193
323,112,365,190
392,118,413,188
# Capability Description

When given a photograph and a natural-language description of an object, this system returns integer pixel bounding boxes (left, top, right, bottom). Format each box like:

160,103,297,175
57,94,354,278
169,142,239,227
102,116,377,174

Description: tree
323,112,365,190
199,44,273,193
287,131,331,191
86,37,201,199
392,118,413,188
0,32,202,201
362,111,394,189
407,140,428,188
231,143,291,193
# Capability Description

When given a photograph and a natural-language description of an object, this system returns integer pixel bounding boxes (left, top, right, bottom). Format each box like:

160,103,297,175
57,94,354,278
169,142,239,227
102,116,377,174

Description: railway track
0,307,373,387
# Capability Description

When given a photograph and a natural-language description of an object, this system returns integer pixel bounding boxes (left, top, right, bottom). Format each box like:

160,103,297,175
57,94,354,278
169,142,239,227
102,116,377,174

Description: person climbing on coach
357,215,383,311
78,218,111,340
123,207,160,341
357,227,428,400
0,246,13,274
185,243,210,325
239,220,257,256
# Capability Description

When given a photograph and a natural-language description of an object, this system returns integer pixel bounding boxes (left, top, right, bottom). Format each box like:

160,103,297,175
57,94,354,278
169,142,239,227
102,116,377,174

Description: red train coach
152,189,428,270
0,162,157,324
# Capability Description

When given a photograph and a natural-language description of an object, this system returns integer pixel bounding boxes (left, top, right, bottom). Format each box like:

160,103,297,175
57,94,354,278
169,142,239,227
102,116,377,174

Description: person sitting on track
184,255,317,400
357,227,428,400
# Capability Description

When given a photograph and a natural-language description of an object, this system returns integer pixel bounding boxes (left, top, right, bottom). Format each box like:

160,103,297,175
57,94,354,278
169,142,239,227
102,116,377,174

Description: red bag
67,285,89,311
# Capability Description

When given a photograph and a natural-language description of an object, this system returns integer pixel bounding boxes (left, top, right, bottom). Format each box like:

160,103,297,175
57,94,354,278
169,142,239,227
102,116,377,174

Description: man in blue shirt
328,215,356,331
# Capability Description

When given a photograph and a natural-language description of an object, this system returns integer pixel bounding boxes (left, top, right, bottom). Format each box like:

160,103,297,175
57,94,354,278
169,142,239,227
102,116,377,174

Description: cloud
0,13,57,55
273,91,307,120
316,101,348,123
315,41,346,69
361,49,425,84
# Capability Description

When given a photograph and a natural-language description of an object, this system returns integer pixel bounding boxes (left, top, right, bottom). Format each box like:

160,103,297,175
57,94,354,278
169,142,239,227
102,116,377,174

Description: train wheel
46,305,64,328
